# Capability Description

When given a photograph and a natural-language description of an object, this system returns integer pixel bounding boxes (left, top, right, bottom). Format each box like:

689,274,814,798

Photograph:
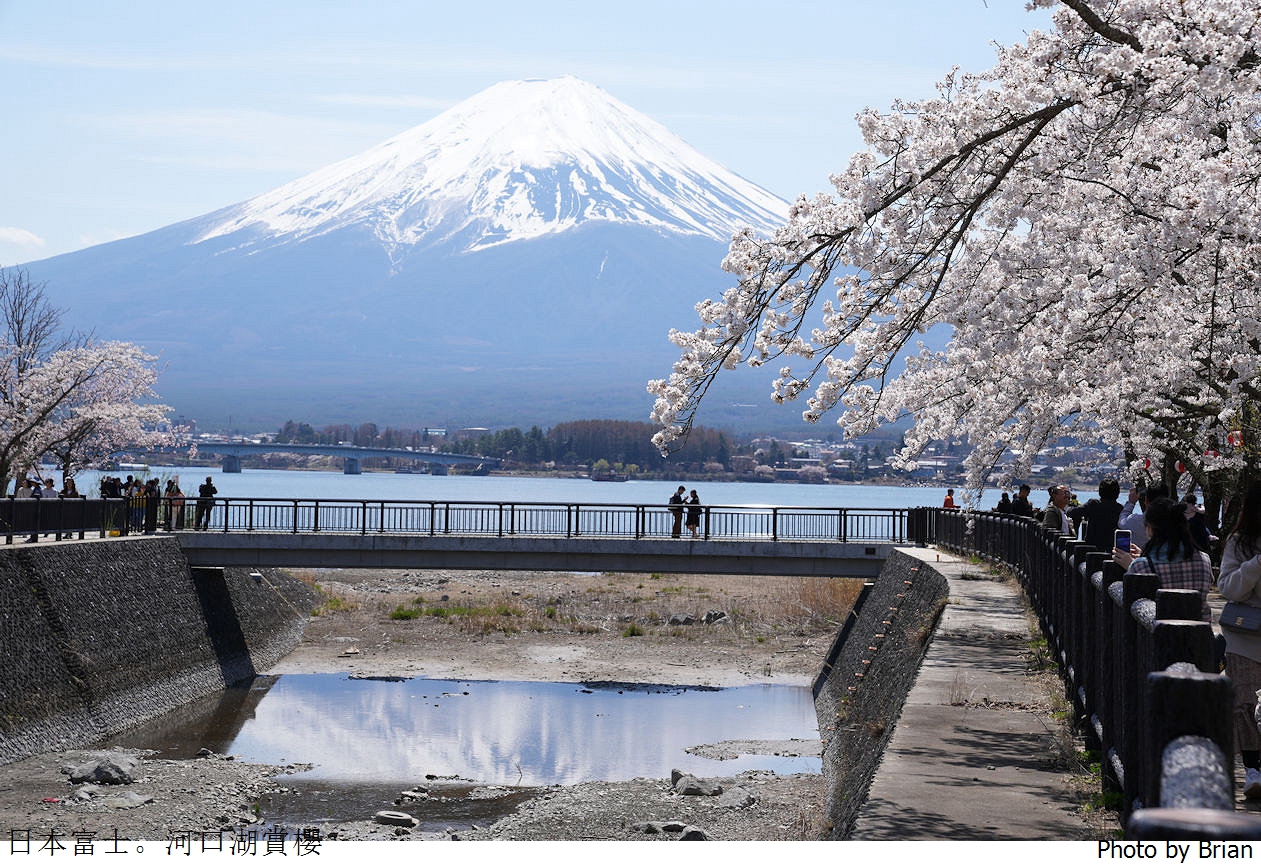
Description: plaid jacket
1128,551,1213,621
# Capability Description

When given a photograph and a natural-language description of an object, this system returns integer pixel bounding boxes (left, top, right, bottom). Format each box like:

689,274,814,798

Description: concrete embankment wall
814,548,949,839
0,537,317,766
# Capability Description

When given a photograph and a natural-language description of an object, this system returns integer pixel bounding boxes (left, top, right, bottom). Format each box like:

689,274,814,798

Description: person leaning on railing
1112,496,1213,622
1217,480,1261,800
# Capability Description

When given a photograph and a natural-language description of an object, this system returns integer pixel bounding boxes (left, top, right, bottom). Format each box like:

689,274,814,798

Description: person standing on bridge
142,478,160,534
164,478,185,530
686,490,702,539
195,476,217,530
669,486,686,538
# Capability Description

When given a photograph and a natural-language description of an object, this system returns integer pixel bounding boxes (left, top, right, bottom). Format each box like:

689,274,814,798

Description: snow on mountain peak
195,76,788,253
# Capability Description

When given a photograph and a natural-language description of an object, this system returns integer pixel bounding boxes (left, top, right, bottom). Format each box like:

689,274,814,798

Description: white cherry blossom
650,0,1261,516
0,267,176,490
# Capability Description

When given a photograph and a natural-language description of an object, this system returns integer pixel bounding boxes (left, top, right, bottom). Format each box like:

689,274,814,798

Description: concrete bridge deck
177,532,896,577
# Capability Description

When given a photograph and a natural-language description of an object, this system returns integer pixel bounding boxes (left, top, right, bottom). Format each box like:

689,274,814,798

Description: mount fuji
25,76,790,431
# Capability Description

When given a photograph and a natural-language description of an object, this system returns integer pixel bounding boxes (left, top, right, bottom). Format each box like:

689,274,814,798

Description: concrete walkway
850,547,1096,840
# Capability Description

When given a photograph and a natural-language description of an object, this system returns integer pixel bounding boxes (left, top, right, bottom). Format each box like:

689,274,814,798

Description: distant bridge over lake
180,442,498,475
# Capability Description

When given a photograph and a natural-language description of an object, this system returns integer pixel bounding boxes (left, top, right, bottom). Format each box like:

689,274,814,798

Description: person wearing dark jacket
1068,476,1124,553
685,490,703,539
1184,493,1217,552
195,476,218,530
1010,483,1034,518
668,486,685,538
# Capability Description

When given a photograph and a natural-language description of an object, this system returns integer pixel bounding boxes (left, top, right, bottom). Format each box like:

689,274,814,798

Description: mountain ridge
24,76,794,432
189,76,786,257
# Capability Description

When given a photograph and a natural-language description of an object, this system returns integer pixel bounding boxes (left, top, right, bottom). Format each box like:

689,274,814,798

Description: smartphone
1114,529,1131,552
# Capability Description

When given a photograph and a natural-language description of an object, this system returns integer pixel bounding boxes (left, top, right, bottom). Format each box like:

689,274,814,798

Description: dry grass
308,569,866,644
286,569,362,617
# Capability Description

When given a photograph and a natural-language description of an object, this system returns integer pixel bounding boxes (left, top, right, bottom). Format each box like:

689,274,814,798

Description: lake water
73,465,964,509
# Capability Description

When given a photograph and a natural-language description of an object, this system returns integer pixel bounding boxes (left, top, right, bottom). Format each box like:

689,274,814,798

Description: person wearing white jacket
1217,483,1261,800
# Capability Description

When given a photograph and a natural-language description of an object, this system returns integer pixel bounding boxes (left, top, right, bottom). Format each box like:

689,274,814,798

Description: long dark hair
1231,481,1261,559
1143,497,1198,562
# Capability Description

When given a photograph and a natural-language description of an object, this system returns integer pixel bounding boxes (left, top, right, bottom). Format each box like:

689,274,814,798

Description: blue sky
0,0,1053,266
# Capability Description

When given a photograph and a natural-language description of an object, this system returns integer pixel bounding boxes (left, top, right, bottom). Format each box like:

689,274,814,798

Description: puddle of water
110,674,820,829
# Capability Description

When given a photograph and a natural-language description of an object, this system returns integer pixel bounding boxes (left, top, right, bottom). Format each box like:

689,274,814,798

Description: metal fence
197,498,913,542
1,496,913,545
919,507,1260,839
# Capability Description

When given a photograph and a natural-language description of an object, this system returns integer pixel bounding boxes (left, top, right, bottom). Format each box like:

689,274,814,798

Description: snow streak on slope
196,76,788,255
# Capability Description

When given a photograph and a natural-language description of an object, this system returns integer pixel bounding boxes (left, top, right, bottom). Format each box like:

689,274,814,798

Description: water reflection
117,675,821,786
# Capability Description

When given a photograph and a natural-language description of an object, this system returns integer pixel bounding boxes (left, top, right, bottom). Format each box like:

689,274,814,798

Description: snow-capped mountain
196,76,786,258
25,77,790,430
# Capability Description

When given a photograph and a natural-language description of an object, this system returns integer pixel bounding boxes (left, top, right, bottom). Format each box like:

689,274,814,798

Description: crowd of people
985,475,1261,799
10,472,221,538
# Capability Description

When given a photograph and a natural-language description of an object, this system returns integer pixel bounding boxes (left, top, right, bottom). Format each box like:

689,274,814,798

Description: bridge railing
2,496,914,544
192,498,912,542
0,496,116,543
919,507,1255,839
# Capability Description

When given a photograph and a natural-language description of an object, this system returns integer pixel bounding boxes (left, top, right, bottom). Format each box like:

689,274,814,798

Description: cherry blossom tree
650,0,1261,521
0,267,175,492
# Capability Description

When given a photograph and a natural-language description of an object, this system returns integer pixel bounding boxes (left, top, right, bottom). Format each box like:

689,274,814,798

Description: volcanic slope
27,77,789,429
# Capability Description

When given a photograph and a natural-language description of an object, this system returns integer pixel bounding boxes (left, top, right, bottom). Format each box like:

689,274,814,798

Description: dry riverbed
0,568,854,842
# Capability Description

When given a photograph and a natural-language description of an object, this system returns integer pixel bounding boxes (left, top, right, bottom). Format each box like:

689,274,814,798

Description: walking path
850,548,1099,840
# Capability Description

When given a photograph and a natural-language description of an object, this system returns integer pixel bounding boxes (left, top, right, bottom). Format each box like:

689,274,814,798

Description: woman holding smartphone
1219,482,1261,799
1112,495,1213,621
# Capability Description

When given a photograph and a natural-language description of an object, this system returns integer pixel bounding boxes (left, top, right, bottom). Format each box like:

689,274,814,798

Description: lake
72,465,967,510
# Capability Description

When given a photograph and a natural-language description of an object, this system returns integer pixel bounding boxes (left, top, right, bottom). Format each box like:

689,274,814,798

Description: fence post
1120,570,1160,816
1094,560,1123,763
1074,550,1106,729
1155,589,1203,625
1143,665,1235,813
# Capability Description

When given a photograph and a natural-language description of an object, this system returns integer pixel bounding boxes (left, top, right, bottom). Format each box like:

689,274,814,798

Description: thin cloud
77,108,405,174
0,227,45,249
316,94,455,111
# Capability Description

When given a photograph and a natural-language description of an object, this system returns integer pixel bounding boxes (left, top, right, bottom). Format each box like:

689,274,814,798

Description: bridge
176,498,912,575
184,441,499,475
41,497,915,576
